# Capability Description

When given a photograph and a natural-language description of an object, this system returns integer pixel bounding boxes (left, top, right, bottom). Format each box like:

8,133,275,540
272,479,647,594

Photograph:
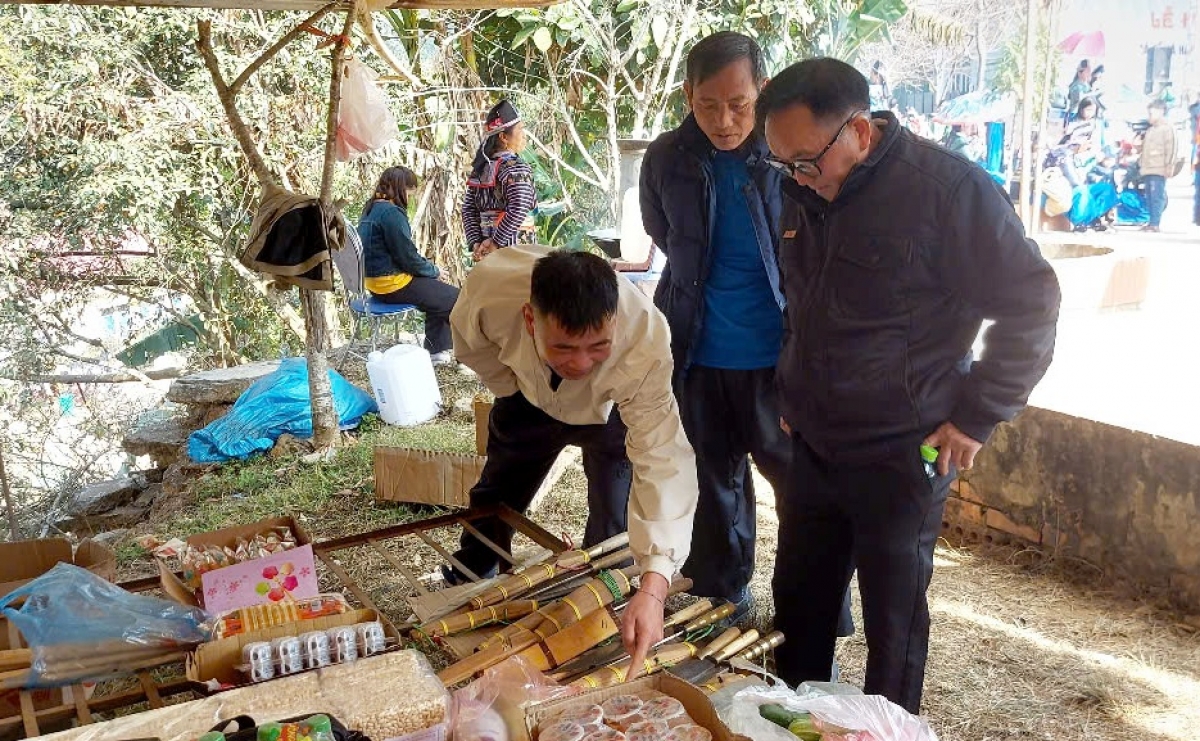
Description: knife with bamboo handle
549,600,732,681
670,630,785,685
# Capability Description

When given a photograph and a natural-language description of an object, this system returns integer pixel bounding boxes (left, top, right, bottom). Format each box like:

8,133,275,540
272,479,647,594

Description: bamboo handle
591,548,634,570
712,629,759,662
684,602,735,632
736,631,785,662
470,563,557,610
570,641,697,689
586,533,630,558
697,627,741,659
438,630,539,686
0,650,31,671
426,600,538,636
664,599,713,630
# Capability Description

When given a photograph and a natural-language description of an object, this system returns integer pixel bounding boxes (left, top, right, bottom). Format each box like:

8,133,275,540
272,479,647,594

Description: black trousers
676,366,792,601
679,367,854,634
453,392,632,577
773,433,951,714
372,276,459,354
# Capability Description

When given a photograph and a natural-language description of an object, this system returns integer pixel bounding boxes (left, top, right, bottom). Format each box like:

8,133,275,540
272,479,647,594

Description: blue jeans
1143,174,1168,227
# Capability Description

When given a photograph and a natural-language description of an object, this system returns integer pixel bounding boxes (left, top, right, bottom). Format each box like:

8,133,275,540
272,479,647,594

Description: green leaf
533,26,553,52
615,0,638,12
511,24,538,49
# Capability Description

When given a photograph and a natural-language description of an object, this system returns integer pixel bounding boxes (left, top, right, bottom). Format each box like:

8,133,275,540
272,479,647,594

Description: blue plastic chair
331,227,422,362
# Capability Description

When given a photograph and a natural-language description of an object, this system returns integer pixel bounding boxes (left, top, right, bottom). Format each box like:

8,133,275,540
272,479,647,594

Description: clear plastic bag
336,58,397,161
0,563,210,686
725,685,937,741
451,656,578,741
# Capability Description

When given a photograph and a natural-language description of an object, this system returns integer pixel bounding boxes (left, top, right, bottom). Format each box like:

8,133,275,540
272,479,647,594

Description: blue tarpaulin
188,358,377,463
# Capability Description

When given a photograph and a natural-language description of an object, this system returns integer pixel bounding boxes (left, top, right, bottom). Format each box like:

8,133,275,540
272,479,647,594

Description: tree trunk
0,446,20,541
306,3,359,451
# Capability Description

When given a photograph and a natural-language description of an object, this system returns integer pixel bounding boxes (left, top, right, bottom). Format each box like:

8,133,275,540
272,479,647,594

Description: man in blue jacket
758,58,1060,713
640,33,852,637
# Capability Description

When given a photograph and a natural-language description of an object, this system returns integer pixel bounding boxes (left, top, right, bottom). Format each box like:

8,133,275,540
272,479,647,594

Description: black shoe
440,562,498,587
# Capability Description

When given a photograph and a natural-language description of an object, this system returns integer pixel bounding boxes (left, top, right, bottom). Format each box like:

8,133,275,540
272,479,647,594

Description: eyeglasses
766,111,865,178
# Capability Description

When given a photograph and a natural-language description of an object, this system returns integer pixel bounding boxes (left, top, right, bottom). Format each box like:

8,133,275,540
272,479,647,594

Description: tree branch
527,132,604,188
196,19,277,187
230,3,338,96
541,48,607,189
19,369,183,385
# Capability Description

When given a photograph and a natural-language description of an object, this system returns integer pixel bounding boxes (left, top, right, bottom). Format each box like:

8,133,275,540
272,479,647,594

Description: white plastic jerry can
365,344,442,426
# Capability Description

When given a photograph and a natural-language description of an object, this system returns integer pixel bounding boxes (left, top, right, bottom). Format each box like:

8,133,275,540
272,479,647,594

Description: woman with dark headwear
461,99,538,262
358,166,460,363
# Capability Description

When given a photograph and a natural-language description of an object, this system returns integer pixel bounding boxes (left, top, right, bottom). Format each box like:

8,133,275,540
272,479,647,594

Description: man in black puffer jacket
757,58,1060,713
641,35,851,639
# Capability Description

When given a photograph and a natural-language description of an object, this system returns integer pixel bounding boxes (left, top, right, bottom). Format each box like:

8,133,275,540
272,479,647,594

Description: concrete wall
941,407,1200,613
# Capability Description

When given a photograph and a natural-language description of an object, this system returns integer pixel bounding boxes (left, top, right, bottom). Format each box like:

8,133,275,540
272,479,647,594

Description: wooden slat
497,506,567,553
0,680,195,735
367,538,428,596
414,531,481,582
458,520,517,566
314,549,381,614
137,671,163,709
71,684,93,725
19,690,38,739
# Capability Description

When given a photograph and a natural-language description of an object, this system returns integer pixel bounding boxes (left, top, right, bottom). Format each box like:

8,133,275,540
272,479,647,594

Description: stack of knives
419,532,784,689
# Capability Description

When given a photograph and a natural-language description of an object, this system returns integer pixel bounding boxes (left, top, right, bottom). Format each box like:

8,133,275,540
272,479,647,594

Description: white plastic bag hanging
336,57,397,161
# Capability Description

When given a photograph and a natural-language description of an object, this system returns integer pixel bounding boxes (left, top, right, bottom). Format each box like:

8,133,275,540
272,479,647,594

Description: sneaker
440,562,498,587
430,350,454,366
715,587,756,630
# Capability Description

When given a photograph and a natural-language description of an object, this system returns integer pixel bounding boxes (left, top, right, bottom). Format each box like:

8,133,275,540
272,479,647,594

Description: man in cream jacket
449,245,698,668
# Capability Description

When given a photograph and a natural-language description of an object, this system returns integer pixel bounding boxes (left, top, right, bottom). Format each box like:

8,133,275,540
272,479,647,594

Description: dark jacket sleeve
639,141,669,255
382,207,438,279
943,168,1061,443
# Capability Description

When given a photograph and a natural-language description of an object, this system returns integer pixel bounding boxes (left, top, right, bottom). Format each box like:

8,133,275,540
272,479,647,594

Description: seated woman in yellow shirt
357,166,460,363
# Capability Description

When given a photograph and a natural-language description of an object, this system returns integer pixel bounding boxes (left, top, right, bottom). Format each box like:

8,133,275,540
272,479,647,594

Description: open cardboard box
375,447,487,508
0,537,115,722
157,516,313,608
525,674,750,741
186,607,400,687
0,538,115,606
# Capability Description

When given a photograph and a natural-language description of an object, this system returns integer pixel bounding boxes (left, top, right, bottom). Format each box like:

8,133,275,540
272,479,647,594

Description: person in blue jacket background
358,166,459,363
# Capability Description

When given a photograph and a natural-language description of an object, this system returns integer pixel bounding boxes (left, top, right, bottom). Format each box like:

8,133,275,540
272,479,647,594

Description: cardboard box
0,538,115,604
158,516,313,608
374,447,487,508
0,538,113,722
525,674,749,741
186,607,399,687
473,393,494,455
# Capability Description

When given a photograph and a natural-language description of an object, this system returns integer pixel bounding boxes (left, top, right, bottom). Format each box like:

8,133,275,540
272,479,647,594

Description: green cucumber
758,703,807,728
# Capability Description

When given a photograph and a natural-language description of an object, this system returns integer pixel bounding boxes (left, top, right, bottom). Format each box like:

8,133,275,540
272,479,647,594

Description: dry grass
109,368,1200,741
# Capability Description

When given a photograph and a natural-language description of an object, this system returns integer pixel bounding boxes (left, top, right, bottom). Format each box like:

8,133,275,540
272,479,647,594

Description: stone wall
942,406,1200,613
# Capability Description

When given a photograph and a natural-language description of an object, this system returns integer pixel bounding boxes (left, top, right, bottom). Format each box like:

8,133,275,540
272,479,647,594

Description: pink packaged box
201,544,319,614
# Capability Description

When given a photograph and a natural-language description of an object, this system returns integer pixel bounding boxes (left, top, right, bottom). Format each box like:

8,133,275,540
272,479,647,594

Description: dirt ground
527,459,1200,741
115,367,1199,741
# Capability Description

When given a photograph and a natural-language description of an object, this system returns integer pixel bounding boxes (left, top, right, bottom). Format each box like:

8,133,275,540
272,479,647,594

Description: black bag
209,714,370,741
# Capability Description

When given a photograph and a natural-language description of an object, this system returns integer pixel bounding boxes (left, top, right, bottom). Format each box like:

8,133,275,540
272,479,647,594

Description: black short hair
686,31,765,87
755,57,870,130
530,250,619,335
